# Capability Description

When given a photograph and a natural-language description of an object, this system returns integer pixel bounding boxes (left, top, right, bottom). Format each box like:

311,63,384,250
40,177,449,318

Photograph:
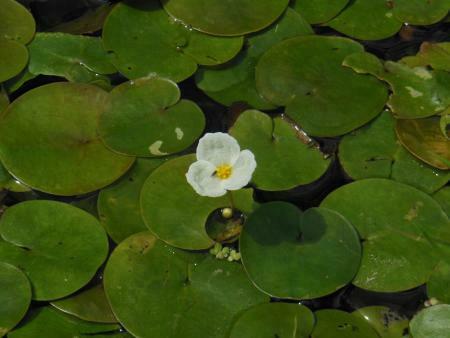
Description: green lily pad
240,202,361,299
8,307,127,338
27,33,116,83
51,284,117,324
0,82,134,196
292,0,350,24
339,110,449,194
321,178,450,292
256,35,387,137
141,154,256,250
229,303,315,338
311,309,380,338
396,117,450,170
392,0,450,25
409,304,450,338
103,0,243,82
98,158,166,243
161,0,289,36
428,261,450,304
104,231,267,338
344,52,450,119
0,163,32,192
196,8,313,110
0,200,109,300
433,187,450,216
0,0,35,44
352,306,409,338
98,77,205,157
229,110,331,191
402,42,450,72
0,262,31,337
327,0,402,41
0,39,29,83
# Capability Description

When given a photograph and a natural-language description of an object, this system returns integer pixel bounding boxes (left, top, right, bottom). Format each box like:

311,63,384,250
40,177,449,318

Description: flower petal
196,132,240,166
222,150,257,191
186,160,227,197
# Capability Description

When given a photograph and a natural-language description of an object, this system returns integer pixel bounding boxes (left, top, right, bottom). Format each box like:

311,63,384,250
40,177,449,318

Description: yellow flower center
216,164,232,180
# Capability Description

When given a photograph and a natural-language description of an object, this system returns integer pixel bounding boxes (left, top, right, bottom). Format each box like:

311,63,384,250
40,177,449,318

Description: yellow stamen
216,164,232,180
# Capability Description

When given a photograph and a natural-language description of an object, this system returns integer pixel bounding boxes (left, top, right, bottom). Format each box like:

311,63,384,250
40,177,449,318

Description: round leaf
162,0,289,36
0,262,31,336
229,110,331,191
0,0,35,44
103,1,243,82
0,39,28,83
0,200,109,300
98,158,166,243
321,178,450,292
51,284,117,324
311,309,380,338
327,0,402,41
292,0,350,24
104,231,267,338
0,82,134,196
396,117,450,170
256,35,387,137
229,303,315,338
99,77,205,157
410,304,450,338
240,202,361,299
393,0,450,25
141,154,256,250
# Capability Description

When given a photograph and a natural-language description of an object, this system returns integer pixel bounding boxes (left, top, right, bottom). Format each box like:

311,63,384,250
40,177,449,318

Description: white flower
186,133,256,197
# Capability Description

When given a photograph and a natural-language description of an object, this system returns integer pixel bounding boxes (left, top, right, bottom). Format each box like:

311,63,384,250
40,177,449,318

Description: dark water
9,0,450,323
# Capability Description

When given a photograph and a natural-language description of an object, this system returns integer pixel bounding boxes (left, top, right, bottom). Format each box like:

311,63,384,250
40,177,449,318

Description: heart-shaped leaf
141,154,256,250
0,82,134,196
104,231,267,338
103,1,243,82
98,77,205,157
0,262,31,336
0,200,109,300
256,36,387,137
161,0,289,36
240,202,361,299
